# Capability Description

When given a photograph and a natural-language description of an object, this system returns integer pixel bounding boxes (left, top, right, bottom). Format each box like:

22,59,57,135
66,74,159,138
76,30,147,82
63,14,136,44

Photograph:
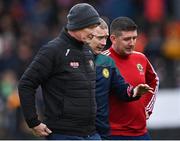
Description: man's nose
129,38,136,46
101,38,106,46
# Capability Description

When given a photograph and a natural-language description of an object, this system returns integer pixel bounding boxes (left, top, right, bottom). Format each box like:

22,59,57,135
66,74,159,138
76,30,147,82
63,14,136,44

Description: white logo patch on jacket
70,62,79,68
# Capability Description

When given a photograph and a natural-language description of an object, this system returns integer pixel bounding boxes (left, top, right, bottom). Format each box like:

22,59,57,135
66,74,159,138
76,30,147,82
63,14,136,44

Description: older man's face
88,26,109,55
79,24,99,43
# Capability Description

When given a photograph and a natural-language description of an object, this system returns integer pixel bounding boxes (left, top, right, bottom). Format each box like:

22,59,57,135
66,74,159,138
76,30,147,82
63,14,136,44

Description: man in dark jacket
18,3,101,140
88,18,153,139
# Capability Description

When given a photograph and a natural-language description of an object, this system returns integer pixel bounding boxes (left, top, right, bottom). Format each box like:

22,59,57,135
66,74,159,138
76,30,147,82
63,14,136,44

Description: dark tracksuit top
18,28,97,136
95,54,139,139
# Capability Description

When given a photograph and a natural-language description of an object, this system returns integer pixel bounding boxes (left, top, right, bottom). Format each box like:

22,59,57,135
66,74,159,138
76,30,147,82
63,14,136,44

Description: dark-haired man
103,17,159,140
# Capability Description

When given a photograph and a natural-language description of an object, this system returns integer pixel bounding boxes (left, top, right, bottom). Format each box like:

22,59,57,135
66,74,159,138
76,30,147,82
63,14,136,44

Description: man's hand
133,84,153,97
32,123,52,137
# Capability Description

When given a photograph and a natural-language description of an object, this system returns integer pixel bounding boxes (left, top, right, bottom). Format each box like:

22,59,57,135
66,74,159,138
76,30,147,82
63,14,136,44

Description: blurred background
0,0,179,139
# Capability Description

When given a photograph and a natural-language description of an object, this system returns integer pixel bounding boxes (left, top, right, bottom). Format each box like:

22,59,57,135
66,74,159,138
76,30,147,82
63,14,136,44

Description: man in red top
103,17,159,140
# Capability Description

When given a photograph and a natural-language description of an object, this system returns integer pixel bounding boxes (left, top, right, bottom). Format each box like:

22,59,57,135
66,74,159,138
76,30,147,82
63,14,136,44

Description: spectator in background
15,38,34,79
0,13,17,72
144,24,164,88
18,3,101,140
0,70,20,137
144,0,165,23
161,21,180,88
103,17,159,140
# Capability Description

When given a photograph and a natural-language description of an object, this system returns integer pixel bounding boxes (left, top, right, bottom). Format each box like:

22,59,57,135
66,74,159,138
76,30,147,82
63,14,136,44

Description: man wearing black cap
18,3,101,140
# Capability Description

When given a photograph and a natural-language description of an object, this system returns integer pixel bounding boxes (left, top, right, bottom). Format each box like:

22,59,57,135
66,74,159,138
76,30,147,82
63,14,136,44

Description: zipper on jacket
81,51,95,131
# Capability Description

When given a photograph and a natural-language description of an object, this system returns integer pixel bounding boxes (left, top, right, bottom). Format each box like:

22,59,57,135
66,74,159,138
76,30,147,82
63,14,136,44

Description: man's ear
110,35,116,44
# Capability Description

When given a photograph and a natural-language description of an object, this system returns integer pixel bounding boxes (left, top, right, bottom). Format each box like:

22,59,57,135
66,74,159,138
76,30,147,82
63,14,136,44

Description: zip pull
65,49,70,56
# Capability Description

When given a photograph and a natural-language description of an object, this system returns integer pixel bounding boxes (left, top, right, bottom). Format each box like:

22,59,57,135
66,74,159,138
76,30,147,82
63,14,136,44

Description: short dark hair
110,17,138,36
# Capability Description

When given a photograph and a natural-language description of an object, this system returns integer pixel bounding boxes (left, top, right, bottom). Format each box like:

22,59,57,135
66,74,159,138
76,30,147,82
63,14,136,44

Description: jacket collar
59,27,84,48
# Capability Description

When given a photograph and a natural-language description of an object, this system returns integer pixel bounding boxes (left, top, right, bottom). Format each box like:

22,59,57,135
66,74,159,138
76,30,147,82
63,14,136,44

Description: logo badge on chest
102,68,109,78
70,62,79,68
136,63,144,75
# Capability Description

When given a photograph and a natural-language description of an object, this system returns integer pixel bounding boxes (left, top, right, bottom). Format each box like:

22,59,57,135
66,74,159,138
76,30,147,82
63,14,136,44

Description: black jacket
18,28,97,136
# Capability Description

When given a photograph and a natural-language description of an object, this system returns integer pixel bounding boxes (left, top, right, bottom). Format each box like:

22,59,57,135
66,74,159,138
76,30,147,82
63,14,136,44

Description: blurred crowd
0,0,179,139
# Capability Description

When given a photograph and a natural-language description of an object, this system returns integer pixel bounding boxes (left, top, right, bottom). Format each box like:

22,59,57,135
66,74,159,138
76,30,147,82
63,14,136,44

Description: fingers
40,126,52,136
39,130,49,137
132,92,137,98
32,123,52,137
147,90,154,94
133,84,154,97
143,85,154,93
41,130,51,136
140,84,153,90
139,84,154,92
45,127,52,134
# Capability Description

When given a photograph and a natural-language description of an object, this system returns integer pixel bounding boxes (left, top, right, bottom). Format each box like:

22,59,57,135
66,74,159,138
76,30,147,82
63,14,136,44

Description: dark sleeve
18,46,56,128
110,61,140,101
